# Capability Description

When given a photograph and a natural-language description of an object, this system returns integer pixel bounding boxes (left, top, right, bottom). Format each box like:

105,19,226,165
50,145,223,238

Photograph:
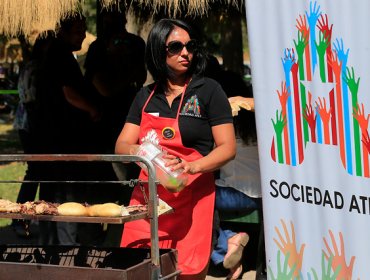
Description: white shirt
215,138,262,198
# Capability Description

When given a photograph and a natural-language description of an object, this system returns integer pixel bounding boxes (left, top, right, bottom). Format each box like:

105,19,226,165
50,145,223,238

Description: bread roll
57,202,88,216
87,203,126,217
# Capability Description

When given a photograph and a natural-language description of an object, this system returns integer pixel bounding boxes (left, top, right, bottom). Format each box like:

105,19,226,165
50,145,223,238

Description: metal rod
159,270,182,280
0,154,162,279
0,154,144,163
145,156,161,279
0,180,149,185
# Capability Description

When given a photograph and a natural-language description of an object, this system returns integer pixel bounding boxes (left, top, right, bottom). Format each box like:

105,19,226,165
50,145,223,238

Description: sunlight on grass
0,162,26,226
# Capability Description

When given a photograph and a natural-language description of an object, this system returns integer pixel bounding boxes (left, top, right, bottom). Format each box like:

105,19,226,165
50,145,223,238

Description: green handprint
294,31,308,80
315,31,330,82
268,251,297,280
321,252,341,280
272,110,286,163
344,67,360,104
307,253,341,280
272,110,286,135
307,268,319,280
344,67,362,176
323,230,355,280
274,219,305,278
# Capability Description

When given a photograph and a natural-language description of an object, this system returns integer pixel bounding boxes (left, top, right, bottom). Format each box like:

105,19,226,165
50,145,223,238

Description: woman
115,19,236,279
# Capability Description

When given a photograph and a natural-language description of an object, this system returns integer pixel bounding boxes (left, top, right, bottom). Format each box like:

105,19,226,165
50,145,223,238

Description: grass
0,162,26,226
0,114,25,226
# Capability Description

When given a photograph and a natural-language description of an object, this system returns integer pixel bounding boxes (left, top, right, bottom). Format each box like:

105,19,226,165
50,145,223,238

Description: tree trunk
220,10,244,76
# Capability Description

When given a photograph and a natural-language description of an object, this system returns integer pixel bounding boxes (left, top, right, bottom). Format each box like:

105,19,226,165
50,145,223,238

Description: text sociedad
269,179,370,214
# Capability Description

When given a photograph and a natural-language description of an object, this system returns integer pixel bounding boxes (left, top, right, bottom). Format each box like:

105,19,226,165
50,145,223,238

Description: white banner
246,0,370,278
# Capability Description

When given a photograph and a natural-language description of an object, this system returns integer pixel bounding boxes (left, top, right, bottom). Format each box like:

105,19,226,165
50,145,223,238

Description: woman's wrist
188,162,201,175
129,145,139,155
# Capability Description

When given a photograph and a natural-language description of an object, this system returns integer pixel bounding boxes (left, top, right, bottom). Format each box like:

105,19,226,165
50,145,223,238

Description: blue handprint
281,48,296,89
333,38,350,72
305,1,321,73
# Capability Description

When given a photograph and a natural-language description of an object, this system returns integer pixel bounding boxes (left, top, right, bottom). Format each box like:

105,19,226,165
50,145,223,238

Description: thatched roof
0,0,242,37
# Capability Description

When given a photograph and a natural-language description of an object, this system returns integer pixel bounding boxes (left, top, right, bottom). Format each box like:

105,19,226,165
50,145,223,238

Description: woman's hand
228,96,255,113
163,154,200,175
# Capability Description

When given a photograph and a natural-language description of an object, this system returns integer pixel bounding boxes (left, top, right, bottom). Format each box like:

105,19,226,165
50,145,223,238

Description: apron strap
142,81,190,121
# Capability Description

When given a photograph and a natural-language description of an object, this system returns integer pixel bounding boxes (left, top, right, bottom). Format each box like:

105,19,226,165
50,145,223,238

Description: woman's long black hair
145,18,207,86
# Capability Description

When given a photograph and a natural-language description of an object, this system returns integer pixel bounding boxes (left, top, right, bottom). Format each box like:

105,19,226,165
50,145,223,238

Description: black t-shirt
38,38,92,152
126,76,233,156
84,31,146,96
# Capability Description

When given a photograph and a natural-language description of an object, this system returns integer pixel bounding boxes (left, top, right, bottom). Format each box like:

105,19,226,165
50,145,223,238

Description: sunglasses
166,39,197,55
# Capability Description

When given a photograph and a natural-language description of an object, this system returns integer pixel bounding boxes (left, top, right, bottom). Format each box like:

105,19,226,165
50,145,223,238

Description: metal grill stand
0,154,180,280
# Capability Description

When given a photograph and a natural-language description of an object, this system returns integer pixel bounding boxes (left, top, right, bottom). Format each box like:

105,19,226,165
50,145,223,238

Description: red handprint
304,92,317,142
317,14,333,42
363,130,370,153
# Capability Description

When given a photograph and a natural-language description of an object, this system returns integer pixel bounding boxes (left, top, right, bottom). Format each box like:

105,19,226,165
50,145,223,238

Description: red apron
121,85,215,278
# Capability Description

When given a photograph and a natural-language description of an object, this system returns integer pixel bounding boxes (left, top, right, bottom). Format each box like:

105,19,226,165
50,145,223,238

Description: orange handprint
353,103,369,134
296,14,309,40
323,230,355,280
277,81,290,116
316,97,331,125
316,97,331,144
274,219,305,278
327,51,343,80
295,13,312,80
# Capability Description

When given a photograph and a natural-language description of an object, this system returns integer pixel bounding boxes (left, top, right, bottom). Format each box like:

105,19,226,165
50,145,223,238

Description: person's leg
211,227,228,265
214,186,252,279
215,186,259,211
15,162,39,203
12,130,39,235
54,183,79,245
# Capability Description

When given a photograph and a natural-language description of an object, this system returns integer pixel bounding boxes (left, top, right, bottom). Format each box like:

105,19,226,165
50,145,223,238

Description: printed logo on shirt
180,95,202,118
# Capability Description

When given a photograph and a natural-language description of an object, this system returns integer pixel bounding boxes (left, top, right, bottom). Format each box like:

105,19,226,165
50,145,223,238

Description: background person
211,87,261,280
37,13,100,245
12,31,54,237
115,18,236,279
83,9,147,246
84,9,147,151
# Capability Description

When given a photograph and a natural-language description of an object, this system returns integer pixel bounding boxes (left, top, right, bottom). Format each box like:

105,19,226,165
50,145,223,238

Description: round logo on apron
162,127,176,139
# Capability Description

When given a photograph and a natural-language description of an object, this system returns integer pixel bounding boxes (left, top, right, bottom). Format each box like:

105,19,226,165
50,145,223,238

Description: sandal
226,263,243,280
223,232,249,269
